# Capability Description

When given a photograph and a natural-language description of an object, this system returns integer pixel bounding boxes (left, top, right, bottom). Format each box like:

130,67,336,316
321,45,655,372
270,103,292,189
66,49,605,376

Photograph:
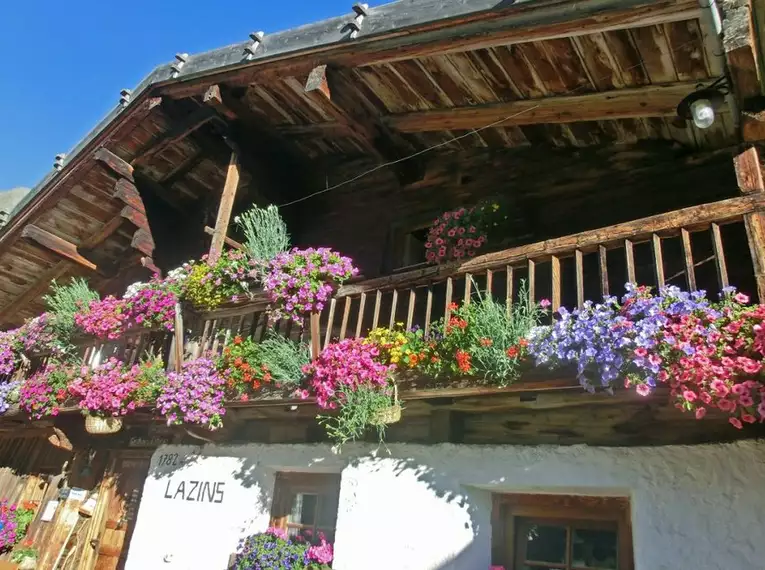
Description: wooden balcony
7,194,765,446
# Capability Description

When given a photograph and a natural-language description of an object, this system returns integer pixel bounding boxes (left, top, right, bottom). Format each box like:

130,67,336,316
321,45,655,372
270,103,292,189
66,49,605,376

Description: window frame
492,494,633,570
269,472,341,543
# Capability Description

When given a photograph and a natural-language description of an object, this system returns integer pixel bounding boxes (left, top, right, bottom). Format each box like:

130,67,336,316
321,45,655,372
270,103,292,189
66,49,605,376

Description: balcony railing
186,193,765,364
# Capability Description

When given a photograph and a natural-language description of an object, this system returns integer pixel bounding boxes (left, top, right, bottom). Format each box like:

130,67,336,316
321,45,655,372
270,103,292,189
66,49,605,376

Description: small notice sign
40,500,59,522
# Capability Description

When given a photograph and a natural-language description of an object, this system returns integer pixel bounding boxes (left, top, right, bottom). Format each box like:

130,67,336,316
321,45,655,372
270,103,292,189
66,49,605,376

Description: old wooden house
0,0,764,568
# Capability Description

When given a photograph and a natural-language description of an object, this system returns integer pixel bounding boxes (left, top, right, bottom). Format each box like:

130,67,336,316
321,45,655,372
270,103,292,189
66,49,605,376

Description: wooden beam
21,225,97,271
274,121,351,137
208,151,241,265
735,146,765,300
131,105,219,165
722,0,763,106
0,261,69,323
203,225,246,251
133,171,189,213
305,65,332,101
385,82,706,132
94,147,134,181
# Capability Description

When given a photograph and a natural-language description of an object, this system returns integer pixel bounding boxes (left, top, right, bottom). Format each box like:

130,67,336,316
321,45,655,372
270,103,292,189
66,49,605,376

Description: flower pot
370,384,401,425
18,557,36,570
84,415,123,435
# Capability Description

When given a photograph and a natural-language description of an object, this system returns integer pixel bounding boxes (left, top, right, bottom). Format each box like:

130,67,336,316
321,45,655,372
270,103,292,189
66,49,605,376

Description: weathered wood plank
384,81,701,132
599,245,609,297
624,239,636,284
575,249,584,309
652,233,665,288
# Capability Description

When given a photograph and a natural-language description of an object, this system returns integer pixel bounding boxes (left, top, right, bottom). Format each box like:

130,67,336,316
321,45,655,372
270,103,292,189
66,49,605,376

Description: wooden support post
204,226,246,251
173,303,184,373
310,312,321,360
735,146,765,300
208,151,241,265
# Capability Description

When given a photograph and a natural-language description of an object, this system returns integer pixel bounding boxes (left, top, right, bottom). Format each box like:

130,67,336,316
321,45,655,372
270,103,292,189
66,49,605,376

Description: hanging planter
84,415,123,435
370,383,401,426
263,248,358,324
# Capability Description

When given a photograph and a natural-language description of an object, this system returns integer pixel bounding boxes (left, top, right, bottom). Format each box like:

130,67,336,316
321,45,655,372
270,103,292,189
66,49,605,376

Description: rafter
384,81,707,132
303,65,425,184
21,225,97,271
131,105,220,165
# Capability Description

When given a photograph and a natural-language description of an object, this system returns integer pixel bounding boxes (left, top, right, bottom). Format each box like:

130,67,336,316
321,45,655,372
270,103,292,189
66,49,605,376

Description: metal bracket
243,31,265,60
170,53,189,78
347,3,369,39
119,88,132,107
54,153,67,171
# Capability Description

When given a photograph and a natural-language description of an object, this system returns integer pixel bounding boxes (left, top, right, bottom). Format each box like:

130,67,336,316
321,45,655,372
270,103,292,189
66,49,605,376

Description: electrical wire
277,37,721,208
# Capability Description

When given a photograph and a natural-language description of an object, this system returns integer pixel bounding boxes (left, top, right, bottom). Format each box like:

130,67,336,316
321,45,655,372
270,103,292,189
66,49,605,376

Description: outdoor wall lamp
676,77,729,129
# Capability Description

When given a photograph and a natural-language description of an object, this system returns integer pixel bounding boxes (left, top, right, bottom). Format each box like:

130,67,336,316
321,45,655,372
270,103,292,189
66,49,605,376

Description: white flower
124,282,147,298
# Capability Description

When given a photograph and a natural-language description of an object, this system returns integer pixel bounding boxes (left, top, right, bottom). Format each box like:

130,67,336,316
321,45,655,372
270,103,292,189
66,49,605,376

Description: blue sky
0,0,382,190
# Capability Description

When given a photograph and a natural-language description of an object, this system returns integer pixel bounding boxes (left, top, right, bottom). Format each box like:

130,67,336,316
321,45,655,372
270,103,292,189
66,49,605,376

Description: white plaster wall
124,440,765,570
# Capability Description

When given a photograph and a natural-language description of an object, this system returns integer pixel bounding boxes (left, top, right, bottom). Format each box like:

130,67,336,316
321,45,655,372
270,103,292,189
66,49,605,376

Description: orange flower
448,302,459,311
234,357,244,367
241,362,251,372
455,349,472,373
506,346,519,358
479,338,493,347
233,336,243,345
518,338,529,348
409,354,419,366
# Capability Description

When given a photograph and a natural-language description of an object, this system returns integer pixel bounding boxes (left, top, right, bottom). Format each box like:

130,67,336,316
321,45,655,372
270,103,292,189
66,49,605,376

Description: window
492,495,633,570
386,215,437,273
270,472,341,543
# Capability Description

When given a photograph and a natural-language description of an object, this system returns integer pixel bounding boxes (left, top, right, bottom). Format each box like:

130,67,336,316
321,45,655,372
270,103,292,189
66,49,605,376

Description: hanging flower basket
84,415,123,435
370,383,401,426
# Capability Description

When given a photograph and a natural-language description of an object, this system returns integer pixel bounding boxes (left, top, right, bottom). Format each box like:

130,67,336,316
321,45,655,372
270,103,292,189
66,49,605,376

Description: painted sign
124,445,272,570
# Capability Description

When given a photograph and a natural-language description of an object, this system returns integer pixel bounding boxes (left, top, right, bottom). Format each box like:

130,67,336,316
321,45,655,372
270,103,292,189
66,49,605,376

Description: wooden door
94,453,151,570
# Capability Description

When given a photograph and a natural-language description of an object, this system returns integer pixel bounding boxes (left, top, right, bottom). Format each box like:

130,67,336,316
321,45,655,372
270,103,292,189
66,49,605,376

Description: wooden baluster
324,298,337,348
527,260,536,305
680,228,697,291
197,319,212,358
424,286,433,337
550,255,561,312
339,297,352,340
207,319,218,353
711,223,730,289
506,266,514,315
575,249,584,309
624,239,636,284
445,277,454,323
463,273,472,305
372,290,382,330
485,269,493,297
284,319,294,340
355,292,367,338
389,289,399,329
406,289,416,330
598,245,609,297
211,317,229,355
652,233,665,288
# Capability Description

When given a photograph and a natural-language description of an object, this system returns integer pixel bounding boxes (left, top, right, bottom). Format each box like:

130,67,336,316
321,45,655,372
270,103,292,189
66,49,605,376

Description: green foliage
11,545,37,563
428,280,541,385
13,507,35,539
131,353,167,405
43,278,99,357
235,204,291,266
318,384,396,447
257,332,310,387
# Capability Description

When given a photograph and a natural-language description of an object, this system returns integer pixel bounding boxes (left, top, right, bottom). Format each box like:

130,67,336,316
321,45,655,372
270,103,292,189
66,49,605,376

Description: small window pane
288,493,317,525
571,528,618,569
524,524,567,564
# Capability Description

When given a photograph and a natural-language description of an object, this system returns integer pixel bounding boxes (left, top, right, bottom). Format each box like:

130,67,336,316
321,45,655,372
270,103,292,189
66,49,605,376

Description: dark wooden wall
290,145,739,278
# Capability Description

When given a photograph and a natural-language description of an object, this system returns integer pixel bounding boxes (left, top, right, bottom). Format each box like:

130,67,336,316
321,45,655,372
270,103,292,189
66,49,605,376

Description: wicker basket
371,384,402,426
84,415,123,435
